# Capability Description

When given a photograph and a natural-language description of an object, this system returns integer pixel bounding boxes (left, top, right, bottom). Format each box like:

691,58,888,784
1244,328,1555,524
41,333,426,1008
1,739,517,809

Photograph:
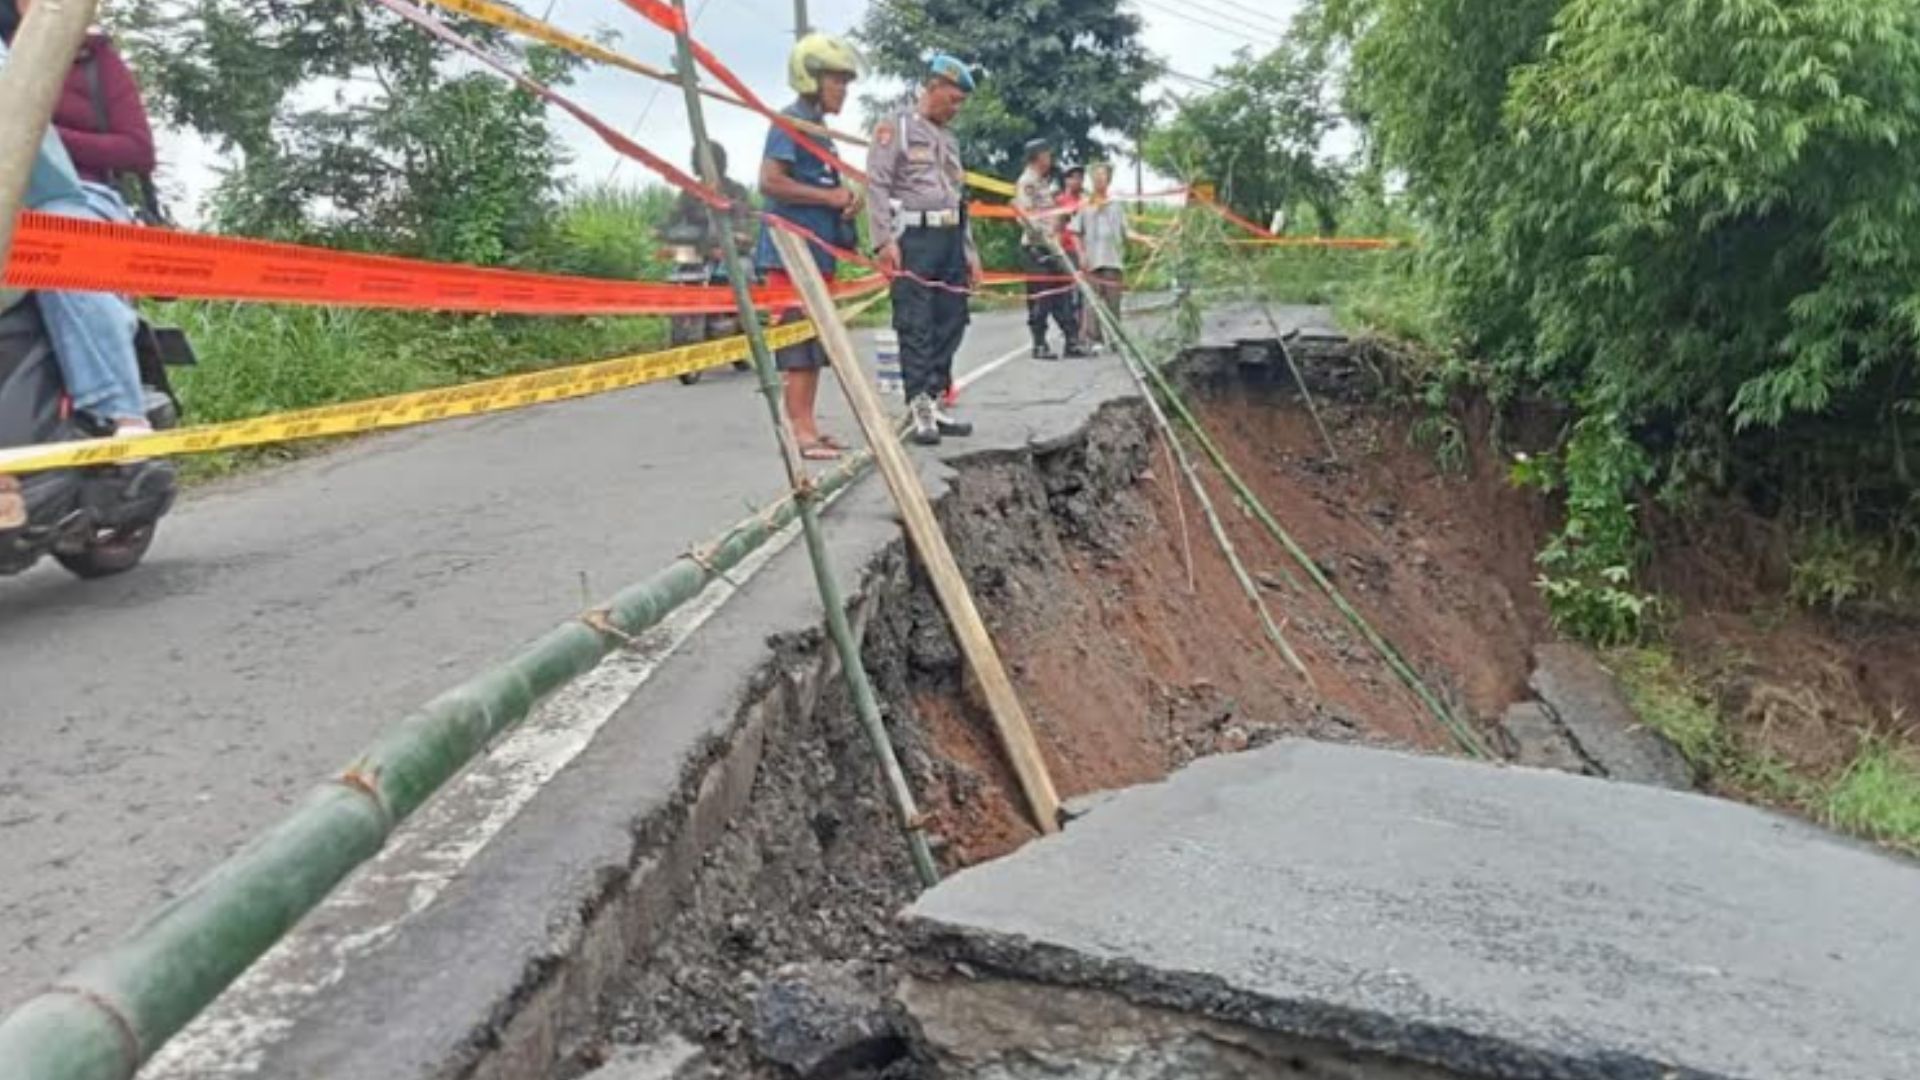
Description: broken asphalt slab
902,739,1920,1080
1530,644,1694,789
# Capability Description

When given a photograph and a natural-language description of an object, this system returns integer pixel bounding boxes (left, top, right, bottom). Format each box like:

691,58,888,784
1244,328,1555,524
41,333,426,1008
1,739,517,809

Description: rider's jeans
8,38,148,422
37,266,144,422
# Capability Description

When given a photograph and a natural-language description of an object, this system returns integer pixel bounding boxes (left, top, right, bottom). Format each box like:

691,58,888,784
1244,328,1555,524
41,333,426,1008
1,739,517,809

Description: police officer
867,54,982,447
1013,138,1086,360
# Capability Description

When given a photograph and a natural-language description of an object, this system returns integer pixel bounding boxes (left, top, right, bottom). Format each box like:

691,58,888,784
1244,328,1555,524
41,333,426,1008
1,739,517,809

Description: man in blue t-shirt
754,32,863,461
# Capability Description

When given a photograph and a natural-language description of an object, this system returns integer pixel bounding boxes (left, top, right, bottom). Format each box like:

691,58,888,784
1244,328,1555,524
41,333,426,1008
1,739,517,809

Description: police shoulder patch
874,122,895,147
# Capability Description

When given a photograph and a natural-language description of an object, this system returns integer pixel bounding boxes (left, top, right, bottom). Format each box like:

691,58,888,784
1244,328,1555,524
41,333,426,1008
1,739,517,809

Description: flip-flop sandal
800,442,844,461
815,433,852,450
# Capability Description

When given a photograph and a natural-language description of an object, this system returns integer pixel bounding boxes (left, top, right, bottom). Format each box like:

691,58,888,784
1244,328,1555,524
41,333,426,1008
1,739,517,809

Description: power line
1152,0,1289,37
1131,0,1279,51
1195,0,1293,31
605,0,721,180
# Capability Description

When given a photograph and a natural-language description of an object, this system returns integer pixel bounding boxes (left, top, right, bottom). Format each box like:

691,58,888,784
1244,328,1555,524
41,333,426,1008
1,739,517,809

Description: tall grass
1608,646,1920,854
147,183,681,478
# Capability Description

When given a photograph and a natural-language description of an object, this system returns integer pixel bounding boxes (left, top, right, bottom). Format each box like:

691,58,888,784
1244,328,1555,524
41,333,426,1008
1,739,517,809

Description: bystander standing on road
754,33,863,461
1056,163,1087,349
1012,139,1084,361
1069,163,1146,349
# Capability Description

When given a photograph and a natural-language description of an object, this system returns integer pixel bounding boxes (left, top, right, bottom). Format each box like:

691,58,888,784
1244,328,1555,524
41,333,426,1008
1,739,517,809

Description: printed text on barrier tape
0,318,827,475
415,0,1017,197
4,211,890,313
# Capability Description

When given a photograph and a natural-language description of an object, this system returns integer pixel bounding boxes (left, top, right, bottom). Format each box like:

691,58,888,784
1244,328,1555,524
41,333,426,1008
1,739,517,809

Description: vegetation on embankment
1132,0,1920,850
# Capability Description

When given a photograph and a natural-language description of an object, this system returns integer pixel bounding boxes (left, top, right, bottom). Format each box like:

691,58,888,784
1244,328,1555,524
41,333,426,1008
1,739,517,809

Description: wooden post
0,0,100,267
770,229,1062,833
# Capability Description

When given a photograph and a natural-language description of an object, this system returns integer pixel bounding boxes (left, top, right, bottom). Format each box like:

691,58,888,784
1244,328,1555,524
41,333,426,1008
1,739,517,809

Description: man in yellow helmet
755,32,863,460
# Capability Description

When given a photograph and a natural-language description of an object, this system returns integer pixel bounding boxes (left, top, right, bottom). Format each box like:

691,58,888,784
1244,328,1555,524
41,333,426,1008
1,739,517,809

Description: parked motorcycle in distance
660,221,753,386
0,291,192,579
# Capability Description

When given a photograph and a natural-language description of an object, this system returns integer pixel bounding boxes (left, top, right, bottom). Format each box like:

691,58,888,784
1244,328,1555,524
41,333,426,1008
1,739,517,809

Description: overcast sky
151,0,1299,220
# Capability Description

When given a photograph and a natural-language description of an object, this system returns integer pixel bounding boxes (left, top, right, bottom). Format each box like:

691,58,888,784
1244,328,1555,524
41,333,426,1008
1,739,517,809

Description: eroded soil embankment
580,341,1567,1077
580,338,1920,1078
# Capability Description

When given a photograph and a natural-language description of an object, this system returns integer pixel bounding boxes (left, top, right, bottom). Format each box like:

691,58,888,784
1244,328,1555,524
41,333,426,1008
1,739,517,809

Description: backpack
81,47,170,228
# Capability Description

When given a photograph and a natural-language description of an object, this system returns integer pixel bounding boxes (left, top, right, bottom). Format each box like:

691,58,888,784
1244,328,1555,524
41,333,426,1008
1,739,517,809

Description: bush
1332,0,1920,640
540,183,677,281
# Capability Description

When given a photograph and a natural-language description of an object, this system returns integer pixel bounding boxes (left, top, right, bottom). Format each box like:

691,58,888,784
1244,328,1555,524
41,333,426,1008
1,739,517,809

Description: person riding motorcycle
661,142,754,265
3,34,150,439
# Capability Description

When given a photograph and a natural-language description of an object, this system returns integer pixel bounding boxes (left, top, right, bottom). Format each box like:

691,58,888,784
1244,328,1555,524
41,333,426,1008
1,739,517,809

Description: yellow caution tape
427,0,664,79
964,172,1018,198
0,319,821,476
418,0,1021,198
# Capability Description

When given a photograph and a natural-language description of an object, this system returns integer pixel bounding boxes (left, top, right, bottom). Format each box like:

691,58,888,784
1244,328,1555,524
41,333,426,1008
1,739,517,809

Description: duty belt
900,208,962,229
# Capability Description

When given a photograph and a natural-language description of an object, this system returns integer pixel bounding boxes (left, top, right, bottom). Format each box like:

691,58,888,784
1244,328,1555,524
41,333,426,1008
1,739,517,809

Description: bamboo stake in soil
1105,270,1491,757
770,228,1064,833
1189,197,1339,461
1034,225,1311,684
669,3,941,883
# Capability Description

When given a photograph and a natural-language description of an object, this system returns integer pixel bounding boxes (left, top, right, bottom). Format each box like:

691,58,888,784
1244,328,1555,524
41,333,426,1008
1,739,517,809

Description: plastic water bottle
875,330,902,397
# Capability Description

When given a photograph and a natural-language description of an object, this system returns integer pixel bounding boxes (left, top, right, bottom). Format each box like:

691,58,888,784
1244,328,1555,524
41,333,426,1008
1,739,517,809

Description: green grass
1607,646,1918,852
1823,741,1920,850
154,301,667,481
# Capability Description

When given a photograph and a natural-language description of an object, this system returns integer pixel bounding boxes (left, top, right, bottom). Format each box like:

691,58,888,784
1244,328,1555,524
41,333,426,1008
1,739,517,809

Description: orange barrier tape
1192,191,1277,240
2,211,885,313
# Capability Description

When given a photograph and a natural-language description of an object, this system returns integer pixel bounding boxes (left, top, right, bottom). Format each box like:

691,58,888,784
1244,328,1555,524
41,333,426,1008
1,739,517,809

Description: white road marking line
958,343,1028,391
144,339,1028,1077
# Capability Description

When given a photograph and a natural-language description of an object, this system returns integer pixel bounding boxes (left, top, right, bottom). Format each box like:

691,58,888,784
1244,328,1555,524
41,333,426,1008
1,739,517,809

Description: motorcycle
0,291,191,579
660,222,752,386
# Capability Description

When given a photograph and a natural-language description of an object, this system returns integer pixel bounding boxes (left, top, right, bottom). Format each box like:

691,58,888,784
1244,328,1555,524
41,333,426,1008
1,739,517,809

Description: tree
1330,0,1920,640
857,0,1156,176
1144,30,1346,233
110,0,574,265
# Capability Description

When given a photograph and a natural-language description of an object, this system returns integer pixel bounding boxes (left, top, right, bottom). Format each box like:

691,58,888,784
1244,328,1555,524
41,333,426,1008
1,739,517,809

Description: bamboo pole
1190,198,1339,460
667,0,941,882
770,228,1064,833
1029,226,1311,684
0,0,99,265
0,454,876,1080
1082,233,1491,757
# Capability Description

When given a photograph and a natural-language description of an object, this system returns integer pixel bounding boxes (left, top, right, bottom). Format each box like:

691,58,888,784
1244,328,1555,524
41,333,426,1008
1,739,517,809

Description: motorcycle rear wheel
56,523,156,579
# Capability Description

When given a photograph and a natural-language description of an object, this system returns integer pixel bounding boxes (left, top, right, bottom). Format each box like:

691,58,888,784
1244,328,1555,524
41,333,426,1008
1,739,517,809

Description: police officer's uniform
1013,148,1081,358
866,105,976,410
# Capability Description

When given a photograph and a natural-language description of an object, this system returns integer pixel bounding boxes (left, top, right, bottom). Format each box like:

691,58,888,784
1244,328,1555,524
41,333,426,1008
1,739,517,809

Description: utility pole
793,0,809,39
0,0,100,269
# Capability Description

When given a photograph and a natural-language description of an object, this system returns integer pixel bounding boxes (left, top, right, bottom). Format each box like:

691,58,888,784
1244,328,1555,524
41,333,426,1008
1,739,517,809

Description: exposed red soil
1649,507,1920,777
916,382,1558,865
912,372,1920,866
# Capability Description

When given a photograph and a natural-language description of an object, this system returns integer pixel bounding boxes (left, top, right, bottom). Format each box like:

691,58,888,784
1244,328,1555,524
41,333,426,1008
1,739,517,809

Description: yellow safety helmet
789,32,862,96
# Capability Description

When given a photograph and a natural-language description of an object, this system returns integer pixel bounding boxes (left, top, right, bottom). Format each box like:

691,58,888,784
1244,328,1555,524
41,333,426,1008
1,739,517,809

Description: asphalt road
908,740,1920,1080
0,306,1041,1010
